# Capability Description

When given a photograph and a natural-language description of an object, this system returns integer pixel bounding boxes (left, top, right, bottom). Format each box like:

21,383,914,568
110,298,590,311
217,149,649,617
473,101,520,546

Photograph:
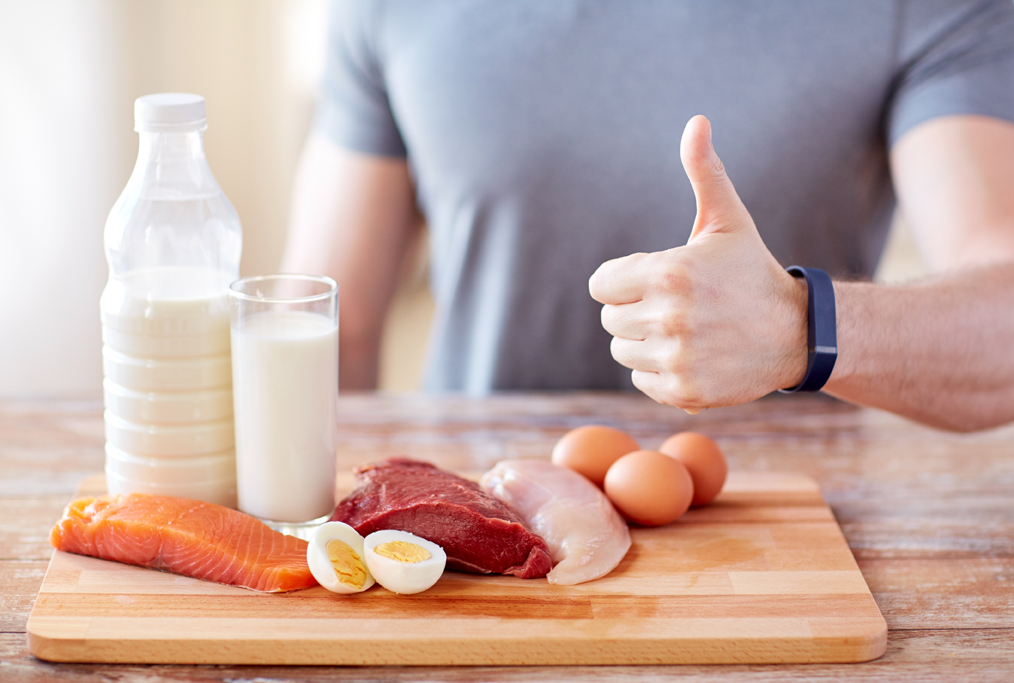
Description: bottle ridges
101,268,237,508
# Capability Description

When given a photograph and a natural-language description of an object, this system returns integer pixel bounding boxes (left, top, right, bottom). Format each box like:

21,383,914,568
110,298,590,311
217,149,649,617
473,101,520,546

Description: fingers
679,115,749,241
610,336,661,373
588,253,650,305
609,334,686,376
600,302,648,341
630,370,702,412
630,369,662,401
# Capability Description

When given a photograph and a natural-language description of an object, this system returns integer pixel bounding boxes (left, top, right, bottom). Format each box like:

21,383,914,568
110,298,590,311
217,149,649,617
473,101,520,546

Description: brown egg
551,425,641,487
658,432,728,506
603,450,694,526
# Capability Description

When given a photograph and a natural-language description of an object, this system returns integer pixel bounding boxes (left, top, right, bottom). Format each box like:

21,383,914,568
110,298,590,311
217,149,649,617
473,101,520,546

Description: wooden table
2,393,1012,681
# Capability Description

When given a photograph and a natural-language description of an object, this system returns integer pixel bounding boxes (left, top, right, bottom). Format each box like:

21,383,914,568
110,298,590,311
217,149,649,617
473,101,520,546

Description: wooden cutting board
27,471,886,665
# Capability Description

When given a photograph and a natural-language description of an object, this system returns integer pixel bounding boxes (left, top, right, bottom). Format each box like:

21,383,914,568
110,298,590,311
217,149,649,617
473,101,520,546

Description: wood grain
3,393,1014,681
0,496,72,560
0,560,47,632
26,472,886,665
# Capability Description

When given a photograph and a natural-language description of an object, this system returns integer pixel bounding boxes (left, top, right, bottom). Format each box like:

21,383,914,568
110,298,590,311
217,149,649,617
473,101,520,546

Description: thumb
680,115,750,242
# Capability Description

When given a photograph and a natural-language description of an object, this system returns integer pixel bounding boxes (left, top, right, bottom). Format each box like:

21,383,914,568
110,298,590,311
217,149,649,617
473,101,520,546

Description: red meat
331,458,552,579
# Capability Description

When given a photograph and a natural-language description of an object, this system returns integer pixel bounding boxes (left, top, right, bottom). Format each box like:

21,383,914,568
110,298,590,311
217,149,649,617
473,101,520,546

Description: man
282,0,1014,431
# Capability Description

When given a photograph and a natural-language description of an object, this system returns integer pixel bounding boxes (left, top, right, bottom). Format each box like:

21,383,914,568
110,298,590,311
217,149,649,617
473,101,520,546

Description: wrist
820,280,852,392
779,272,809,390
780,267,838,393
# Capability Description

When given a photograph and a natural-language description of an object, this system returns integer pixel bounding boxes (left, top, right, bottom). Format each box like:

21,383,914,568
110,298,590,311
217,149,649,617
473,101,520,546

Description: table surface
2,393,1012,682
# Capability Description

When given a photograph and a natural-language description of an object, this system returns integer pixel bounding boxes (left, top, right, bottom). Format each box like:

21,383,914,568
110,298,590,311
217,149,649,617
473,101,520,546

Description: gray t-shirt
317,0,1014,393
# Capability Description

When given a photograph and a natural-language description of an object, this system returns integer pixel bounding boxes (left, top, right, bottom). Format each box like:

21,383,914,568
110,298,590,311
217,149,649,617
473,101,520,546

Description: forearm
337,327,382,391
824,262,1014,431
280,134,419,391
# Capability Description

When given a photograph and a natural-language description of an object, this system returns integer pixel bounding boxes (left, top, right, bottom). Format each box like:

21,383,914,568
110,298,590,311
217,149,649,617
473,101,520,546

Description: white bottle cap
134,93,207,133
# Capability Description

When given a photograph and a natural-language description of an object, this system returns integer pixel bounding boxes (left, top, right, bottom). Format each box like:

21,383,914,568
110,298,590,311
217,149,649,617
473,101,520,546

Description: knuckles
660,344,688,377
651,259,692,297
654,307,692,340
656,374,706,409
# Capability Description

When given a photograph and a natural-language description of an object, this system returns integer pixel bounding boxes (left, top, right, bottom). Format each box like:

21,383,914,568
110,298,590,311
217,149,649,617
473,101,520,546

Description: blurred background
0,0,923,400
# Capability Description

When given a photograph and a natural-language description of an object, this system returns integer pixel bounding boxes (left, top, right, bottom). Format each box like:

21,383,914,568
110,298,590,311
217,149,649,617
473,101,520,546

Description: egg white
307,522,375,593
363,530,446,595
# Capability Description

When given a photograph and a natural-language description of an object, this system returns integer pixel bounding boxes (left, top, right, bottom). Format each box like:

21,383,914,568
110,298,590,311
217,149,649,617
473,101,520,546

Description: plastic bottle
100,93,242,506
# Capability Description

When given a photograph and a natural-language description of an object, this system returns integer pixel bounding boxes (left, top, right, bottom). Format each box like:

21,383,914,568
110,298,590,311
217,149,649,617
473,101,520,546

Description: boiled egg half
363,530,446,594
307,522,375,593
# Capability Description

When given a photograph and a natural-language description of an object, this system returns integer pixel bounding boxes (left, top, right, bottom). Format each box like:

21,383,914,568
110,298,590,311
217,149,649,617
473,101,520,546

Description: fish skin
50,494,317,592
480,459,632,586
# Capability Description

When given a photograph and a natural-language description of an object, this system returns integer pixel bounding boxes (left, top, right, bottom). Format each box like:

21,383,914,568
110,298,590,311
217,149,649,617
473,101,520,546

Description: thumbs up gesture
589,115,810,412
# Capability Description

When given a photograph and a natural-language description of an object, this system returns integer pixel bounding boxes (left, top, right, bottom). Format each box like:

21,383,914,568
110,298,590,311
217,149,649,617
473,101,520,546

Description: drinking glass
229,274,338,538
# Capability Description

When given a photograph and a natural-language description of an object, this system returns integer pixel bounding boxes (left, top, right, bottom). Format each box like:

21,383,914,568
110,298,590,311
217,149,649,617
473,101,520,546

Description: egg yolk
326,539,368,589
373,540,431,564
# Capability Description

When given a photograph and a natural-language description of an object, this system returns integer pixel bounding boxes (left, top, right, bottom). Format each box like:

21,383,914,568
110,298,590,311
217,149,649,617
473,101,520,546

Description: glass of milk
229,274,338,538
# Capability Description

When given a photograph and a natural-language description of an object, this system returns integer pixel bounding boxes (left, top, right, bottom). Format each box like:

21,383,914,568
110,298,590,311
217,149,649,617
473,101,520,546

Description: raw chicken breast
479,459,631,585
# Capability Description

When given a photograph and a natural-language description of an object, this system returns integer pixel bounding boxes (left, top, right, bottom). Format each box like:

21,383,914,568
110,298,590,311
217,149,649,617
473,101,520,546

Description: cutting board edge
26,618,888,666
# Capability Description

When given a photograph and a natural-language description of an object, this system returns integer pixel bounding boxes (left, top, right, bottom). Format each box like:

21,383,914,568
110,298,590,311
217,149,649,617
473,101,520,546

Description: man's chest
377,0,897,205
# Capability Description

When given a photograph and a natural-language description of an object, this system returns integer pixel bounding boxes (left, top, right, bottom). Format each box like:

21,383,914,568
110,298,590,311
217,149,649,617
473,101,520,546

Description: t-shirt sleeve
888,0,1014,145
314,0,407,157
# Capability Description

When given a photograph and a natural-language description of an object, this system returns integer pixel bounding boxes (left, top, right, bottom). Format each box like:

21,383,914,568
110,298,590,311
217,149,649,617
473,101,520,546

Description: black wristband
779,266,837,393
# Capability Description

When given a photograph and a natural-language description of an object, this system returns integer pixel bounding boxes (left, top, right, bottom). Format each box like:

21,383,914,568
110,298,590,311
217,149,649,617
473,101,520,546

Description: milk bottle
100,94,242,506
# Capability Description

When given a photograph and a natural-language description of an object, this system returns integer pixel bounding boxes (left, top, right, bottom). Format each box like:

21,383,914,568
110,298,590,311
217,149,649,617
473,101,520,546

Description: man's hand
588,115,808,412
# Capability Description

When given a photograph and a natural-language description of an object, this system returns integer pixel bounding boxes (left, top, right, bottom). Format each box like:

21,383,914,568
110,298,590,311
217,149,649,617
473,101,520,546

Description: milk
231,310,338,523
101,266,236,506
102,95,241,506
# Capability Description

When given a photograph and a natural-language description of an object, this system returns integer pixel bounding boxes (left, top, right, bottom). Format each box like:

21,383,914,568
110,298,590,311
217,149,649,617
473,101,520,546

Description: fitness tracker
780,266,837,393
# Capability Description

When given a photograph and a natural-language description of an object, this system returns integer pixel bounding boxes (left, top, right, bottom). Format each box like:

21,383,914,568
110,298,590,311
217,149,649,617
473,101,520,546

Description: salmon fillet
50,494,316,592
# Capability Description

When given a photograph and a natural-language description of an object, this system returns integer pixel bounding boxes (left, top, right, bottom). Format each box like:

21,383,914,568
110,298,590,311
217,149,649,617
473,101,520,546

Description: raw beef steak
331,458,552,578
